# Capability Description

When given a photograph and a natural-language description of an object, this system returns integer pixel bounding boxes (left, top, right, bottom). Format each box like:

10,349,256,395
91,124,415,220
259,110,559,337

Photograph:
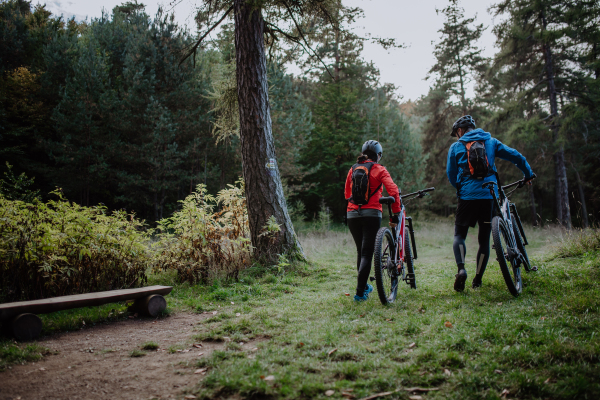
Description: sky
44,0,501,101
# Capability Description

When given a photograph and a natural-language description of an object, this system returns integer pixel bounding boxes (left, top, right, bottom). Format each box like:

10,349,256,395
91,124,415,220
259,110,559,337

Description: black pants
347,216,381,296
453,199,493,278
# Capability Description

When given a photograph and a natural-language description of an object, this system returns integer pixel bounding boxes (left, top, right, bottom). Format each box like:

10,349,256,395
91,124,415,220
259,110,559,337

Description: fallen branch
404,387,440,392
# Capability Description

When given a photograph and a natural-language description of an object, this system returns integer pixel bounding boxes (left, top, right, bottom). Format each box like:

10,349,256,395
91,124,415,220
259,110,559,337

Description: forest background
1,0,599,229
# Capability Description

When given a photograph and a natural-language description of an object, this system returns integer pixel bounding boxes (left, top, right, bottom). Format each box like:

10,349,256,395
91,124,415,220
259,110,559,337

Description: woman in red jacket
345,140,402,302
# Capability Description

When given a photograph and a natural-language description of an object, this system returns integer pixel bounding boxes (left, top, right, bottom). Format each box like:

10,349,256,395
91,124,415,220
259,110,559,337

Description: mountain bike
482,175,537,297
372,187,435,305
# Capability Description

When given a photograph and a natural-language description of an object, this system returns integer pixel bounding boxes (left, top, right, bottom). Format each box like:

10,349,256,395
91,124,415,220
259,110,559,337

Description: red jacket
345,160,401,214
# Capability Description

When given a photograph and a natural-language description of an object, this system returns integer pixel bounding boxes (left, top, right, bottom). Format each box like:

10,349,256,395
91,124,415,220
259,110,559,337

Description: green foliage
0,162,40,202
0,190,150,302
155,180,251,284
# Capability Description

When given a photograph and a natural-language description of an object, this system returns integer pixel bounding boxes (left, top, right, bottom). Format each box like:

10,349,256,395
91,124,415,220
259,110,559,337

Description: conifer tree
489,0,572,228
418,0,486,214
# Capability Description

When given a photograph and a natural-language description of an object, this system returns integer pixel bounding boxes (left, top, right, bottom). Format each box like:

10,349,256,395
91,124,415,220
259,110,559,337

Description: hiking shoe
354,293,369,302
454,269,467,292
472,276,482,289
364,284,374,296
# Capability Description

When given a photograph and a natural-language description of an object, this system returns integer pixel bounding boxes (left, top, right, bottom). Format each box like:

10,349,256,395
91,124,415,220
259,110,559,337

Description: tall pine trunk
529,186,538,226
571,163,589,228
233,0,304,261
542,10,571,229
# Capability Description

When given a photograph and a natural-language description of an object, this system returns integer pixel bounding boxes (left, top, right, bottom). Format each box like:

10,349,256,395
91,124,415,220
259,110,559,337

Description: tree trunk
233,0,305,261
542,10,571,229
571,163,589,228
529,185,538,226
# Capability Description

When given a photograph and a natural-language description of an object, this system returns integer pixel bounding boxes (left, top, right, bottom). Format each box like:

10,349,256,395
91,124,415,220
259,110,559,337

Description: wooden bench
0,285,173,341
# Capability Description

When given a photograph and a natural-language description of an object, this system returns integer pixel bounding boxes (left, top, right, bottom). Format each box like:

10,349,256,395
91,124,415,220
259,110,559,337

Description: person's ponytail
357,154,369,163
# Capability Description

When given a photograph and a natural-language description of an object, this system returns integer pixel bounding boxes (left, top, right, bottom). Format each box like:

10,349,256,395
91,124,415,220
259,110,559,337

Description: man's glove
390,214,399,224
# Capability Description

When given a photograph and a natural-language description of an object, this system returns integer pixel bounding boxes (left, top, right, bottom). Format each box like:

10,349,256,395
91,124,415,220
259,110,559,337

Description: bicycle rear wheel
492,216,522,297
404,230,416,289
511,215,531,272
373,227,398,305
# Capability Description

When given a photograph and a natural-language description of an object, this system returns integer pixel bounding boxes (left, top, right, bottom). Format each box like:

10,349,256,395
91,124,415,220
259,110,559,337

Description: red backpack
348,162,382,208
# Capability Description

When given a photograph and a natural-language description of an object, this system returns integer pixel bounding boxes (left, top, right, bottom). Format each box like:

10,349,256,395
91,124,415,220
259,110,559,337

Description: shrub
155,180,251,284
553,228,600,258
0,191,150,302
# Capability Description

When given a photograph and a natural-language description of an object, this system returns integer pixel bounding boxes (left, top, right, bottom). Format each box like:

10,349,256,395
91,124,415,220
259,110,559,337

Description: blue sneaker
364,284,374,295
354,294,368,302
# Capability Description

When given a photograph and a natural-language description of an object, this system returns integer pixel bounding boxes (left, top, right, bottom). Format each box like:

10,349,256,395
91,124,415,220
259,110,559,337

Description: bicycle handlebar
401,187,435,200
482,173,537,191
502,173,537,190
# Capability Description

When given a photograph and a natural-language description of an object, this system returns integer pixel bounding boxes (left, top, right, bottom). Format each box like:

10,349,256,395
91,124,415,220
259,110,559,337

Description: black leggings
348,216,381,296
453,223,492,278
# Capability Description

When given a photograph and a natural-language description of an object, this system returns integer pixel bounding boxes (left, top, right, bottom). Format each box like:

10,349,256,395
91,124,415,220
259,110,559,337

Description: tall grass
553,228,600,258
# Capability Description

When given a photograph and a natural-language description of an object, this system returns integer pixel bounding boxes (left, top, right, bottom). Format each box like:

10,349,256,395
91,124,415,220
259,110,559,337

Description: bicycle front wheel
373,227,398,305
492,216,522,297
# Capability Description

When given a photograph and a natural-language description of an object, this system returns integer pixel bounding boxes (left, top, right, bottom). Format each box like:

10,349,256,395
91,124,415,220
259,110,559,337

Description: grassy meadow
2,218,600,400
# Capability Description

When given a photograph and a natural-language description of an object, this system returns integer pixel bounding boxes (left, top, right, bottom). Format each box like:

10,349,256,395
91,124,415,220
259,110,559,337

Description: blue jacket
446,128,534,200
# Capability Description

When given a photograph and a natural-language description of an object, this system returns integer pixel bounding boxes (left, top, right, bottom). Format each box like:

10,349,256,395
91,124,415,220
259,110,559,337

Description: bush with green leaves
155,180,251,284
0,190,150,302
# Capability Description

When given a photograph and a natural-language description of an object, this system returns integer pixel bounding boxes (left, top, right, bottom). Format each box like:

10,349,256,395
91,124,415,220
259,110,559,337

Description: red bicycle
373,187,435,305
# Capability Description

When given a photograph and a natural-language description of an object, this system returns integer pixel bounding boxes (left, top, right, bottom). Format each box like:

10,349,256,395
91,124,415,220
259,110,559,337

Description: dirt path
0,313,237,400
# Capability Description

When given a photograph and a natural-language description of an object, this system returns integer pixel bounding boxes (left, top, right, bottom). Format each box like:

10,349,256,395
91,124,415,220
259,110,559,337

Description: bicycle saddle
482,181,497,189
379,196,395,204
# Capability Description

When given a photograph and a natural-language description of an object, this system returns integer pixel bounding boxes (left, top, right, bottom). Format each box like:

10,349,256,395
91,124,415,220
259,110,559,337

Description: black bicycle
482,175,536,297
372,187,435,305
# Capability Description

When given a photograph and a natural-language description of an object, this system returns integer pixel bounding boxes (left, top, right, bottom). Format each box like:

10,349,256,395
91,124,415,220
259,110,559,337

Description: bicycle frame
383,188,432,266
484,181,520,263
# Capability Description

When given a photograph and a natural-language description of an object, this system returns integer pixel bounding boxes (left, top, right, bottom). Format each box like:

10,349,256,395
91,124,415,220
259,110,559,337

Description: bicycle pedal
530,266,538,272
369,277,376,282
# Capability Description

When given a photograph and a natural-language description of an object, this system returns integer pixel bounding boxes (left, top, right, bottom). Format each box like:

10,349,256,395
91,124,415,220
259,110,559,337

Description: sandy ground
0,313,249,400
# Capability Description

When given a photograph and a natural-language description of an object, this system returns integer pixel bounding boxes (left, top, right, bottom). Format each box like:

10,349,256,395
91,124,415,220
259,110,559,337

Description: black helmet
451,115,476,137
361,140,383,160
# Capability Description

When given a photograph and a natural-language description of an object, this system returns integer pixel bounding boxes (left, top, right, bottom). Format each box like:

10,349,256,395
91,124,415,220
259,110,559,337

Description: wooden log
133,294,167,317
0,286,173,321
10,313,42,341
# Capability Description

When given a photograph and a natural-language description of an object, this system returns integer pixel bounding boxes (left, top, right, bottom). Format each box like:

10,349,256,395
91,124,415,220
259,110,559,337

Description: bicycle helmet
451,115,476,137
361,140,383,160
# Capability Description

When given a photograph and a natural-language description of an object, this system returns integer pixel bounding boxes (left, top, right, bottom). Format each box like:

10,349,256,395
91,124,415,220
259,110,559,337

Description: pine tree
418,0,486,215
488,0,572,228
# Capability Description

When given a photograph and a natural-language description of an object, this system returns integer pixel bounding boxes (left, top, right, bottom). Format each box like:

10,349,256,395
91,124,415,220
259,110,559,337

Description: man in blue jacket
446,115,535,291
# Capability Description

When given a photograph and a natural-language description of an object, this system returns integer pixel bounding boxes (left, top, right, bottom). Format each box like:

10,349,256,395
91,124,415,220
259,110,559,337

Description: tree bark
233,0,305,261
541,10,571,229
529,185,538,227
571,162,589,228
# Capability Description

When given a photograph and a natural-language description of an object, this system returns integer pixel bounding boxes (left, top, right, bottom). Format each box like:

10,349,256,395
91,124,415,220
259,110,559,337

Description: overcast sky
44,0,501,101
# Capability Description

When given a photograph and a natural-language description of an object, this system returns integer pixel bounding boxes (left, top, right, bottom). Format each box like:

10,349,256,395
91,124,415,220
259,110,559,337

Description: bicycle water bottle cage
379,196,395,205
482,182,497,190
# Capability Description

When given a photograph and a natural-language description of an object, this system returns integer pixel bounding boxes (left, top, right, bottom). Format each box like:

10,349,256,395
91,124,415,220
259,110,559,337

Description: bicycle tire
492,216,522,297
373,227,398,305
404,230,416,289
511,215,531,272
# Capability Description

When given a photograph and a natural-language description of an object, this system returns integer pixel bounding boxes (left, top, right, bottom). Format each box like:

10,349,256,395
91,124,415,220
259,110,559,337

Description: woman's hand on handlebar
389,214,399,228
